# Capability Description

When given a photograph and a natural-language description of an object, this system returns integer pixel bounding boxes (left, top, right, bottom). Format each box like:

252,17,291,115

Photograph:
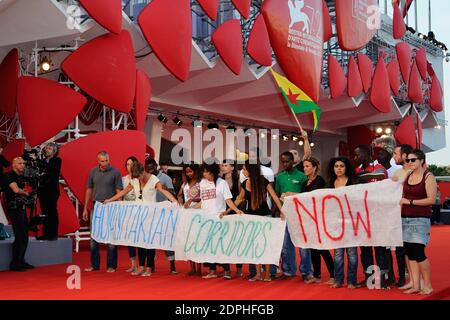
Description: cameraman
3,157,34,271
37,142,61,241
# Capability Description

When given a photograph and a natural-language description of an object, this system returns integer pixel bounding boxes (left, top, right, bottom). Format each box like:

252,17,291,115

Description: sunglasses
138,188,143,200
405,158,419,163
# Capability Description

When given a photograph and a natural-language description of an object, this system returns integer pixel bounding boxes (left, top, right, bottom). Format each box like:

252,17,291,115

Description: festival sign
262,0,324,102
282,180,403,249
335,0,378,51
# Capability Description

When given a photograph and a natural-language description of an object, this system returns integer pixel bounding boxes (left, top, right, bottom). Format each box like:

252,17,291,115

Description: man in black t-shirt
4,157,34,271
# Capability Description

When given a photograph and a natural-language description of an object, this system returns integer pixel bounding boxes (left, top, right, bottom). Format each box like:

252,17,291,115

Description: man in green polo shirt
276,151,312,281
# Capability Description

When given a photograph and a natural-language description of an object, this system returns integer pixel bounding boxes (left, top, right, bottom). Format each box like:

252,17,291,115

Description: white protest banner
91,201,180,250
282,179,403,249
174,211,286,265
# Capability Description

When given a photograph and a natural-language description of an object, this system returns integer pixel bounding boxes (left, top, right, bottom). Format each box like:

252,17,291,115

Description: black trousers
360,246,389,278
9,207,29,268
311,249,334,278
138,248,155,268
39,194,59,238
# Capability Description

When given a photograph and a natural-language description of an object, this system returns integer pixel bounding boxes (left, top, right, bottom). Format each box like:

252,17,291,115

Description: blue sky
405,0,450,166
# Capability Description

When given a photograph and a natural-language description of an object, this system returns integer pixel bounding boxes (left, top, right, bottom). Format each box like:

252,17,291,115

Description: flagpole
288,105,304,134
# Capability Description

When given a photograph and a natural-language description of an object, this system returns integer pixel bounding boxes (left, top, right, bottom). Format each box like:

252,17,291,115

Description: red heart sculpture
2,139,25,168
416,111,422,148
262,0,323,102
59,130,146,202
392,1,406,39
335,0,378,51
370,57,391,113
212,20,243,75
57,185,80,236
347,56,363,97
196,0,219,20
138,0,192,81
17,76,87,147
247,14,272,66
394,116,416,148
61,30,136,113
79,0,122,34
231,0,251,19
134,69,152,131
357,53,373,93
322,0,332,42
430,74,443,112
328,55,347,99
0,48,19,119
408,60,423,103
386,59,401,96
396,42,411,84
415,48,427,80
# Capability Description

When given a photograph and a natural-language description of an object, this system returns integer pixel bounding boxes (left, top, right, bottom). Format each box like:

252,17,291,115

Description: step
0,235,73,271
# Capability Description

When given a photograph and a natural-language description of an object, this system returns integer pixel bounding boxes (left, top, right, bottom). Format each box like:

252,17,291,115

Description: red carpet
1,225,449,300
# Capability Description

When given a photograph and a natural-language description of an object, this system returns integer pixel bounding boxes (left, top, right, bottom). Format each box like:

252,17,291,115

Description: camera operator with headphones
3,157,34,271
37,142,61,241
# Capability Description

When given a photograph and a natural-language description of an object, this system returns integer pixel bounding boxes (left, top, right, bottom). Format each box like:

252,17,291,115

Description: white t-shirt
182,182,201,207
130,174,160,203
200,177,232,215
122,175,138,201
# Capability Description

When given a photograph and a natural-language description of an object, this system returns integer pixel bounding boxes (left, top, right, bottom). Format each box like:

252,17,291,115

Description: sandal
126,266,136,273
263,277,272,282
398,283,413,290
331,283,343,289
248,276,262,282
202,273,218,279
419,288,433,295
325,278,335,285
403,288,421,294
132,267,145,276
141,269,152,277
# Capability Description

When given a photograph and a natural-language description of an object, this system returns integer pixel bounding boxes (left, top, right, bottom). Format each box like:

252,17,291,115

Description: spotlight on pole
173,116,183,127
157,114,168,123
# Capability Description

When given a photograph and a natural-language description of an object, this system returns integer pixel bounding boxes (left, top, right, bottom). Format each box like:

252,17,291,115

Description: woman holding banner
105,162,178,277
199,159,244,280
399,149,437,295
122,156,139,273
327,157,358,289
301,158,335,285
224,160,285,282
178,162,202,276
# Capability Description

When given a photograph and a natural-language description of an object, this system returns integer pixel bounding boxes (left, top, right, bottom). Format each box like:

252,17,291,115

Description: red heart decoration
0,48,19,119
59,130,146,202
79,0,122,34
430,74,443,112
134,70,152,131
386,59,401,96
408,60,423,103
138,0,192,81
212,20,243,75
2,139,25,168
231,0,251,19
61,30,136,113
415,48,427,80
262,0,323,102
396,42,411,84
370,57,391,113
416,111,422,148
328,55,347,99
394,116,416,148
322,0,332,42
247,14,272,66
335,0,377,51
17,76,87,147
347,56,363,97
357,53,373,93
57,185,80,236
392,1,406,39
196,0,219,20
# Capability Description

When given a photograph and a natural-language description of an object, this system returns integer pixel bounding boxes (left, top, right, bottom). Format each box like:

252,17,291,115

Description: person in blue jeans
276,152,310,280
82,151,123,273
327,157,358,288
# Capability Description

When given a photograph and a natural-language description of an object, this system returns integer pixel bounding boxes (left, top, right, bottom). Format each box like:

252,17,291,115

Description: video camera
22,148,45,190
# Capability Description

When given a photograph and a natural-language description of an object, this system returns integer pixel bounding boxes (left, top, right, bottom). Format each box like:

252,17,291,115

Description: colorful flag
270,69,321,131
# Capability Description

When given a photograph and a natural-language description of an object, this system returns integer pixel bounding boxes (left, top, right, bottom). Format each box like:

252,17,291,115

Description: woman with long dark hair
177,162,202,276
327,157,358,289
200,159,243,280
122,156,139,273
302,157,335,285
399,149,436,295
228,160,285,282
220,159,243,277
